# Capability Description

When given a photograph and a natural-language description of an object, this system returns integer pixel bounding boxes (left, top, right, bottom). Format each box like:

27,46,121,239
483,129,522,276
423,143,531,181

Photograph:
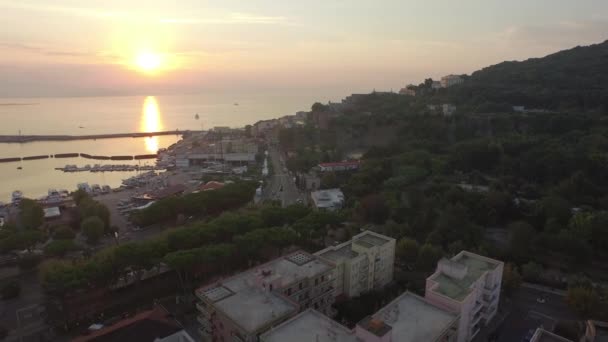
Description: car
296,199,303,204
536,297,546,304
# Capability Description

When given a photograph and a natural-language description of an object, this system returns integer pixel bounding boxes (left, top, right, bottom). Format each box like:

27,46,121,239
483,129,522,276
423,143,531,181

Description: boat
11,190,23,204
77,183,92,193
16,166,22,170
91,184,102,193
234,102,239,106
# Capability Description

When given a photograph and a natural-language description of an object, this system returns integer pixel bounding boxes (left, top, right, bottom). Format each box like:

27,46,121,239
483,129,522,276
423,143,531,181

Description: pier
0,130,195,143
0,153,159,163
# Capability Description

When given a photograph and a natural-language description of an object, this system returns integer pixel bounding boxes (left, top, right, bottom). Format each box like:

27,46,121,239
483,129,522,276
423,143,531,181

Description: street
263,147,303,207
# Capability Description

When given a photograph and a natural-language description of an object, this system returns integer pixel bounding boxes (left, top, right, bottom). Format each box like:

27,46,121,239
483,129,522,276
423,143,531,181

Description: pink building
425,251,504,342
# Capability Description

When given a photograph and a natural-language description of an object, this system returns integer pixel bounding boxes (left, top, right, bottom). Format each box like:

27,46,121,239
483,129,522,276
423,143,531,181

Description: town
2,36,608,342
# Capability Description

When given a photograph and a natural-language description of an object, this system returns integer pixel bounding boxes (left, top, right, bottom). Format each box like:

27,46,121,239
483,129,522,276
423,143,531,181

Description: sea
0,92,341,202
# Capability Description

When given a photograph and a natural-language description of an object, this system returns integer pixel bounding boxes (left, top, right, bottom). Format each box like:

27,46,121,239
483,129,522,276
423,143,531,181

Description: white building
425,251,504,342
530,328,573,342
441,75,464,88
310,189,344,211
195,251,336,342
260,292,459,342
443,104,457,116
316,230,396,298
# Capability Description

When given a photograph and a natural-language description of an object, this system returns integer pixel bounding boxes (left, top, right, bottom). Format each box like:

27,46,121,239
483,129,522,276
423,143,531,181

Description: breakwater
0,153,158,163
0,130,193,143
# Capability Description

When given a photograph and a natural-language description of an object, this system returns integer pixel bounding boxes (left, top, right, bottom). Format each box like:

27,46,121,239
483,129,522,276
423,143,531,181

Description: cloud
0,42,119,61
159,12,290,25
0,1,126,19
498,20,608,50
0,1,291,26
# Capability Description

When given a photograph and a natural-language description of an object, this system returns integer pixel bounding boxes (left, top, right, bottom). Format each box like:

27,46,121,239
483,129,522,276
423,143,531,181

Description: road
263,147,303,207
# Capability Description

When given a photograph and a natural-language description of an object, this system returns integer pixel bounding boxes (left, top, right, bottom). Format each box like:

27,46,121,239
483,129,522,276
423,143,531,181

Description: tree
81,216,104,244
44,240,78,257
79,199,111,231
416,243,443,271
54,226,75,240
521,262,543,282
19,198,44,229
509,221,536,262
502,263,522,296
567,286,599,317
1,281,21,299
358,194,390,224
396,238,419,265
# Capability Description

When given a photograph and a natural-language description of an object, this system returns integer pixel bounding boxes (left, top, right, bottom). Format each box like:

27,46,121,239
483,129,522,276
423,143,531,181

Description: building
356,292,459,342
195,251,336,342
318,161,360,172
530,328,573,342
425,251,504,342
316,230,396,298
443,104,457,116
259,309,357,342
310,188,345,211
582,320,608,341
260,292,459,342
71,306,194,342
399,84,417,96
441,75,464,88
199,181,225,192
432,81,443,89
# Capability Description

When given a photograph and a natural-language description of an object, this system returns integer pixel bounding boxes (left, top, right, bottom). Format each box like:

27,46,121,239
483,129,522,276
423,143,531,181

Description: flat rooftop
531,329,573,342
371,292,458,342
317,242,359,262
353,231,391,248
431,252,500,301
260,309,357,342
198,251,333,334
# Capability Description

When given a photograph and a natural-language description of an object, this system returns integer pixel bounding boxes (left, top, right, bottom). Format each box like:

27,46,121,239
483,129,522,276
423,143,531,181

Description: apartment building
195,251,335,342
441,75,464,88
260,292,459,342
425,251,504,342
315,230,396,298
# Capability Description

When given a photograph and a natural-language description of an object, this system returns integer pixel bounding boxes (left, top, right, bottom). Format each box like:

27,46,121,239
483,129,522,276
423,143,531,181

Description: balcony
472,300,483,314
196,302,211,315
483,283,499,296
198,327,212,339
197,315,211,328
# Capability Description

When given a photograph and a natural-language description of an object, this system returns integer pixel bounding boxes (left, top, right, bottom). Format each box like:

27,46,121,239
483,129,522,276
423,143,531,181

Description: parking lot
494,286,578,342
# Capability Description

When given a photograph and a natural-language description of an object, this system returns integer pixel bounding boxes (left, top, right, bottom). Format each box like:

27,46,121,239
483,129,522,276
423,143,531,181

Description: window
315,278,318,286
269,284,273,291
299,283,303,290
286,288,292,296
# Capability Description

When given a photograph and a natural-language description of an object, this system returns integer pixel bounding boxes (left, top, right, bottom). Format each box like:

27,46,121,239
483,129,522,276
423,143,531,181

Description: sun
135,52,162,73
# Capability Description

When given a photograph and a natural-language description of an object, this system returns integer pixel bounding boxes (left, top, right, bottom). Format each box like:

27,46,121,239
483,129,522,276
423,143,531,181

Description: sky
1,0,607,98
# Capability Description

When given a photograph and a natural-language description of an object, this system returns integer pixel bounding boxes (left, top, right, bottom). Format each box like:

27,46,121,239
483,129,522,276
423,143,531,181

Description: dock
0,130,196,143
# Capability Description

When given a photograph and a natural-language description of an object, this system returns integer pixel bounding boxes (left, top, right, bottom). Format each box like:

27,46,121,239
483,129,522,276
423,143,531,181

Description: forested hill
437,40,608,112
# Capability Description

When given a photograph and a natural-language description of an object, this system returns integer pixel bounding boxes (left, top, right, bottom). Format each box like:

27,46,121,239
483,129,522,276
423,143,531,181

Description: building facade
425,251,503,342
316,230,396,298
440,75,464,88
195,251,336,342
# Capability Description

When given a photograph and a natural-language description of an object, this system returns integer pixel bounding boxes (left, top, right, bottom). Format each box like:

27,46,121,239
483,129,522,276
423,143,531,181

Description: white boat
77,183,92,193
